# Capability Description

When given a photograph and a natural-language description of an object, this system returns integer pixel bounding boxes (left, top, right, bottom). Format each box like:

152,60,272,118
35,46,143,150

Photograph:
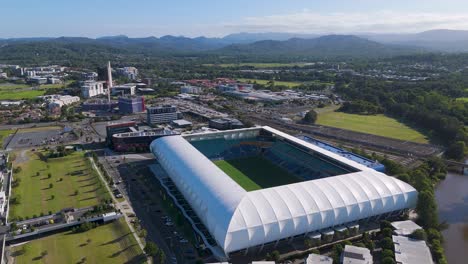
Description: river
435,172,468,264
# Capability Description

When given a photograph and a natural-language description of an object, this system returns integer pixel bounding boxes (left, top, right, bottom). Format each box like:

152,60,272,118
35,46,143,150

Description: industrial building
147,105,182,125
118,96,145,114
393,235,433,264
81,81,105,98
149,126,418,259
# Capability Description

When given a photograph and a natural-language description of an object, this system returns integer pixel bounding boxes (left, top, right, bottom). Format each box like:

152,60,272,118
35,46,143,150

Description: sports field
12,219,145,264
316,108,429,143
237,78,302,88
10,150,111,219
214,156,301,191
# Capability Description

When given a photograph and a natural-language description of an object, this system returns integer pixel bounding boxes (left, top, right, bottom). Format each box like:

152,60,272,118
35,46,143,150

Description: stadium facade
150,126,418,258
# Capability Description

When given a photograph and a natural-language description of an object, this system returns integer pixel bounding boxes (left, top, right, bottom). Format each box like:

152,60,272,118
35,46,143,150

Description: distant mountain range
1,29,468,62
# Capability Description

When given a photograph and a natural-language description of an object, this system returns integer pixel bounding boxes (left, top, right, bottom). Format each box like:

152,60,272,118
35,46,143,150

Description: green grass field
10,151,111,219
0,129,14,149
316,107,429,143
0,82,70,100
237,78,302,88
456,97,468,102
214,156,300,191
12,219,145,264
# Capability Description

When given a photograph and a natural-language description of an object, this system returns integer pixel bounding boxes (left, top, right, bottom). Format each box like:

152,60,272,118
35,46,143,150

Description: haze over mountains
1,29,468,61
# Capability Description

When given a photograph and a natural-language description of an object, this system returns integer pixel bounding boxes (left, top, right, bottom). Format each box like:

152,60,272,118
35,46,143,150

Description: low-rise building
391,220,422,236
112,84,136,96
341,245,373,264
393,235,433,264
116,67,138,80
171,119,192,128
209,118,244,130
306,253,333,264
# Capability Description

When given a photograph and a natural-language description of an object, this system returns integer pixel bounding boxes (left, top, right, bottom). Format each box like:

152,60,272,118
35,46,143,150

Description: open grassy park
0,82,71,100
12,219,145,264
316,106,429,143
214,156,300,191
10,150,111,219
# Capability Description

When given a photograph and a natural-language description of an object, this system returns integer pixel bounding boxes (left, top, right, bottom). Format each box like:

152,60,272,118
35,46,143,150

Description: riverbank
435,172,468,264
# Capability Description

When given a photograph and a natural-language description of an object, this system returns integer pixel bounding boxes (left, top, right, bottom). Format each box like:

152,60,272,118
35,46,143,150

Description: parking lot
6,127,77,150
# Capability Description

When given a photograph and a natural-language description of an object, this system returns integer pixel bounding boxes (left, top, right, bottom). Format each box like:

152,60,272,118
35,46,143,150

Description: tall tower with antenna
107,61,113,110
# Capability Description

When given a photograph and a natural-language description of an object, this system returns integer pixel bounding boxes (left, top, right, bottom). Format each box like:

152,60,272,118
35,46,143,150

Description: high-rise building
81,81,105,98
118,96,145,114
146,105,181,124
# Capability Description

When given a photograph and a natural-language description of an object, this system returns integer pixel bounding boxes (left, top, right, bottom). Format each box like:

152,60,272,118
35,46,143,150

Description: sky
2,0,468,38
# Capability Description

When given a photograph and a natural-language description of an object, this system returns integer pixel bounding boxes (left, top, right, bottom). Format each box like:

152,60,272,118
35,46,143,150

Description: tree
139,229,147,238
416,190,439,229
382,249,394,259
144,241,159,257
382,257,395,264
75,189,79,196
49,183,53,189
381,237,394,250
13,166,22,173
331,244,343,263
445,141,466,160
409,229,427,241
41,250,48,258
303,109,318,124
51,195,55,200
381,227,393,238
48,173,52,178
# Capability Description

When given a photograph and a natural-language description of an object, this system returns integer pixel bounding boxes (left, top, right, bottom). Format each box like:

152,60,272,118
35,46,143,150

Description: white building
117,67,138,80
0,191,6,217
391,220,422,236
81,81,105,98
342,245,373,264
150,126,418,258
306,253,333,264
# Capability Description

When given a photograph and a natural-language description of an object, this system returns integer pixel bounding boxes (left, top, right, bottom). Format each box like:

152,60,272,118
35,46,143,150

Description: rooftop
342,245,373,264
391,220,422,236
306,253,333,264
393,235,434,264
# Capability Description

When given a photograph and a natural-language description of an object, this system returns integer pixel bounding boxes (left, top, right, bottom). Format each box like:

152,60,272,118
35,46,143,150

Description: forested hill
216,35,424,58
0,35,424,65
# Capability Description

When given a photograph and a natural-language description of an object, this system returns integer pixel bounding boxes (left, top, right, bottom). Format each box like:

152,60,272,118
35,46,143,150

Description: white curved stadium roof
150,126,418,254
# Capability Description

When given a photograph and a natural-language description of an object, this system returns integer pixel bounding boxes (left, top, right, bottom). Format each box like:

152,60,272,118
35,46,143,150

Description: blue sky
2,0,468,37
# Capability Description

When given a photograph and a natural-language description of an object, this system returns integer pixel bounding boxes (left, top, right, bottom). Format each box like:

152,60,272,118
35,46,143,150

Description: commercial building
82,99,118,111
342,245,373,264
393,235,433,264
45,95,80,114
149,126,418,259
146,105,181,125
81,81,105,98
209,118,244,130
181,85,203,94
171,119,192,128
118,96,145,114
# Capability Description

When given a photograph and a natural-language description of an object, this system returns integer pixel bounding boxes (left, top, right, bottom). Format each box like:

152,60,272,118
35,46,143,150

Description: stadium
149,126,418,259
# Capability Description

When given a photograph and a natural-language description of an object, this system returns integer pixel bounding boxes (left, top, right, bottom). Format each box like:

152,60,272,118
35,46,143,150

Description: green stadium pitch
214,156,301,191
